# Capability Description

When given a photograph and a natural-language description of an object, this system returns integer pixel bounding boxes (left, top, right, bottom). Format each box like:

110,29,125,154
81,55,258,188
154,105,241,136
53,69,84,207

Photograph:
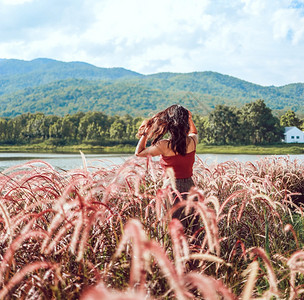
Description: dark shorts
173,177,200,241
175,177,195,199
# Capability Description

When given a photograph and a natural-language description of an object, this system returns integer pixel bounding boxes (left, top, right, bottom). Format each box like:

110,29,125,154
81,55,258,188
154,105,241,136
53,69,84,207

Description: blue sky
0,0,304,86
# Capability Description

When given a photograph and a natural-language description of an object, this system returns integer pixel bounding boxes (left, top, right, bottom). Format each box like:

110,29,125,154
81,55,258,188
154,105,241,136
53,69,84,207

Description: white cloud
85,0,211,44
0,0,34,5
0,0,304,86
272,8,304,44
241,0,265,15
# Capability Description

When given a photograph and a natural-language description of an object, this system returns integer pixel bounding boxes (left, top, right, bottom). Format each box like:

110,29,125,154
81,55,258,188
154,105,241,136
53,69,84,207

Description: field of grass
0,142,304,154
0,154,304,299
0,143,136,154
196,144,304,154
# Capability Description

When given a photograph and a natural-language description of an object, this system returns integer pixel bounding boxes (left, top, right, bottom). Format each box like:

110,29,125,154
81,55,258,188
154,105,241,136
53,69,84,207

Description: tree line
0,111,144,146
0,99,303,147
198,99,304,145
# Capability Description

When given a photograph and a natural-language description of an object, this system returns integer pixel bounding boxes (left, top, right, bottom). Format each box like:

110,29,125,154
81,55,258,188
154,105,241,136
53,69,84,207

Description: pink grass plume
169,218,189,276
248,247,280,298
0,261,55,299
0,231,48,282
287,250,304,299
185,272,237,300
284,224,299,249
241,261,259,300
81,283,152,300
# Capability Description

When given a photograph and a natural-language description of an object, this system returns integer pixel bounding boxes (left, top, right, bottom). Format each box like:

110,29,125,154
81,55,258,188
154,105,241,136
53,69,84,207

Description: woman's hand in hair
135,133,164,157
136,120,149,138
188,111,198,136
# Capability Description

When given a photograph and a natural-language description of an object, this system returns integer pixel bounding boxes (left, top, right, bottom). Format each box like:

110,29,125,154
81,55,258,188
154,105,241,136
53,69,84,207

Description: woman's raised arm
135,133,164,157
188,111,198,145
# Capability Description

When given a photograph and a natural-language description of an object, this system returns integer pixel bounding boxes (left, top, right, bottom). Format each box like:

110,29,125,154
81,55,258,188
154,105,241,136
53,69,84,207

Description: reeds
0,155,304,299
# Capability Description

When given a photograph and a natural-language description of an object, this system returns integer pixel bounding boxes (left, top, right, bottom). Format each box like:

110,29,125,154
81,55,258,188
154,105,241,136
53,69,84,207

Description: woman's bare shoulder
156,139,169,149
156,139,173,155
187,134,198,152
188,133,198,143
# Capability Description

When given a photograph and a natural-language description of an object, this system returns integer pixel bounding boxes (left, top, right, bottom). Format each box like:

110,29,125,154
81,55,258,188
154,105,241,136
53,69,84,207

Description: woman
135,104,199,237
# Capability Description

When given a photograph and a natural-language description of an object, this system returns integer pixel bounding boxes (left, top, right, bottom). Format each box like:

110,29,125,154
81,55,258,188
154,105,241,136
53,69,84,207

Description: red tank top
160,151,195,179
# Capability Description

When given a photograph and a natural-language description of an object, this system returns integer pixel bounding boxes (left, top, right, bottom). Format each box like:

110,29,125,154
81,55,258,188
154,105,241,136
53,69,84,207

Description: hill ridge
0,58,303,117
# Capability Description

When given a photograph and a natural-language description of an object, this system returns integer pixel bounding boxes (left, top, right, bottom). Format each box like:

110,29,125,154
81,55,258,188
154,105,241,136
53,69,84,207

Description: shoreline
0,143,303,155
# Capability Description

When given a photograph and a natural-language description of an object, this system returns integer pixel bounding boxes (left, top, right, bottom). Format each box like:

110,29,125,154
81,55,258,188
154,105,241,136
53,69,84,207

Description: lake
1,152,304,172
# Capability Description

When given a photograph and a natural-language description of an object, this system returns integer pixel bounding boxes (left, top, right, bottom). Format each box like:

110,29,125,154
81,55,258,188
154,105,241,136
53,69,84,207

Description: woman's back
159,135,196,178
158,135,197,156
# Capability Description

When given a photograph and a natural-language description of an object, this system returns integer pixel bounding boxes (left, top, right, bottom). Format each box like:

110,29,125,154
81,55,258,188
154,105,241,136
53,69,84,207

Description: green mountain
0,58,142,94
0,58,303,117
139,72,304,113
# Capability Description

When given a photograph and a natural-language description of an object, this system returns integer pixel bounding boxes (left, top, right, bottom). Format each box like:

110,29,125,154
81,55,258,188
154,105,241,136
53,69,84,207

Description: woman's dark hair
137,104,190,155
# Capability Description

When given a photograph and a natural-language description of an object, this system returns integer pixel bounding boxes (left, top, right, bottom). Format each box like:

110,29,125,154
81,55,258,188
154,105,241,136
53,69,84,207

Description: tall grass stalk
0,155,304,298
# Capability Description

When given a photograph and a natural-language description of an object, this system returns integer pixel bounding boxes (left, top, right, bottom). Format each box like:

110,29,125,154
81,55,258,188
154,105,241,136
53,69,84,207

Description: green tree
8,114,30,143
280,110,302,128
78,111,110,142
61,118,75,141
208,105,241,145
240,99,282,144
40,115,60,139
192,115,209,143
131,117,144,139
109,119,127,140
121,114,134,139
64,112,85,141
49,119,63,139
20,113,46,141
0,118,8,143
85,122,105,144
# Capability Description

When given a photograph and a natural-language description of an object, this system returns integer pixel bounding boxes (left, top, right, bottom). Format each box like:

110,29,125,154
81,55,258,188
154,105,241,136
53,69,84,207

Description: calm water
0,152,304,171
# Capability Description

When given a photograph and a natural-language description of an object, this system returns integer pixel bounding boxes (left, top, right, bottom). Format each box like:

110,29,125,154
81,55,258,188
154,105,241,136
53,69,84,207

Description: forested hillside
0,58,303,117
0,79,222,117
141,72,304,112
0,58,141,95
